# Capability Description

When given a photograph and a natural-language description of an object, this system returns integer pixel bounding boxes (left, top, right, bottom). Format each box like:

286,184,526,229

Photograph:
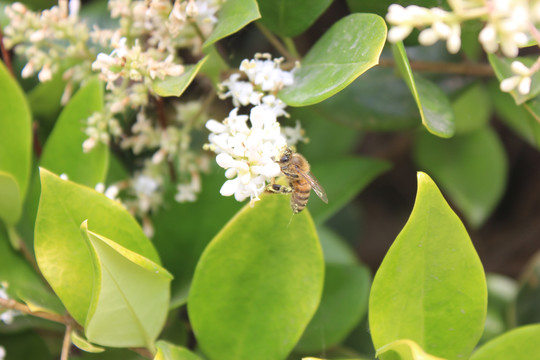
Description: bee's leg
265,183,293,194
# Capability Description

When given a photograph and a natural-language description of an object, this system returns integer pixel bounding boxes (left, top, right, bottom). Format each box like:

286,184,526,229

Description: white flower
0,346,5,360
219,74,262,107
206,106,285,204
281,120,306,146
500,60,533,95
240,53,295,92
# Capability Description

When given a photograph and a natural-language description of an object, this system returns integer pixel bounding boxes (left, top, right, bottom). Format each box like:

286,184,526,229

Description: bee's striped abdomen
291,179,311,214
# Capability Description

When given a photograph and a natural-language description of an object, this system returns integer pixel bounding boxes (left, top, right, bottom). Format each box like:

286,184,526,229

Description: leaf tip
417,171,432,186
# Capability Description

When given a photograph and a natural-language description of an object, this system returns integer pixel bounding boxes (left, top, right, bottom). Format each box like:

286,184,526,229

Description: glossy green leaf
488,80,540,149
152,56,208,97
308,157,391,223
154,341,203,360
0,61,32,223
151,166,243,309
38,77,107,186
376,339,446,360
202,0,260,49
296,263,371,352
200,46,228,88
0,225,64,315
81,221,172,348
392,42,455,138
257,0,332,37
369,172,487,360
306,67,420,132
488,54,540,105
188,194,324,360
512,251,540,327
0,172,22,225
71,331,105,353
414,128,507,228
470,324,540,360
452,83,491,134
279,14,387,106
34,168,161,325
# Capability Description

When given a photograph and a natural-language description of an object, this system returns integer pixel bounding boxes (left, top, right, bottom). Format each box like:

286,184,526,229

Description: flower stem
378,58,494,77
255,22,295,62
0,297,66,324
60,321,72,360
282,37,299,59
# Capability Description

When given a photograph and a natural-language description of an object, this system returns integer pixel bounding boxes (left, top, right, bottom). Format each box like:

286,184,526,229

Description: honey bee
266,147,328,214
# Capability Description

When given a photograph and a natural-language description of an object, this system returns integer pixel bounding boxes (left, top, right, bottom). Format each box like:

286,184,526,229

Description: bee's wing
296,166,328,204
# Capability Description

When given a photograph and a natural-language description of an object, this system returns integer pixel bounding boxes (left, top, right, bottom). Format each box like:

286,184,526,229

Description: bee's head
277,147,292,163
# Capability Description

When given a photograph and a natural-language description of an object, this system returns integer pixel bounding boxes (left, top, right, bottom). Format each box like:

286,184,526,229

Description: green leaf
295,263,371,352
279,13,387,106
391,42,455,138
318,226,359,265
81,221,172,349
200,46,229,88
154,341,203,360
470,324,540,360
308,157,391,224
202,0,261,49
414,128,507,228
0,172,22,225
151,167,243,309
306,67,420,132
38,77,108,186
452,83,491,134
0,225,64,315
488,80,540,149
34,168,161,325
287,109,360,160
257,0,332,37
488,54,540,105
152,56,209,97
369,172,487,360
188,194,324,360
376,339,446,360
0,60,32,223
27,68,66,122
71,331,105,353
512,252,540,327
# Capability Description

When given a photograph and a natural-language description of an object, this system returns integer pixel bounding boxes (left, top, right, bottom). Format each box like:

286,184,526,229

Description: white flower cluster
0,283,19,325
219,53,295,117
500,60,534,95
479,0,532,57
386,0,540,57
387,4,462,53
206,54,304,204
